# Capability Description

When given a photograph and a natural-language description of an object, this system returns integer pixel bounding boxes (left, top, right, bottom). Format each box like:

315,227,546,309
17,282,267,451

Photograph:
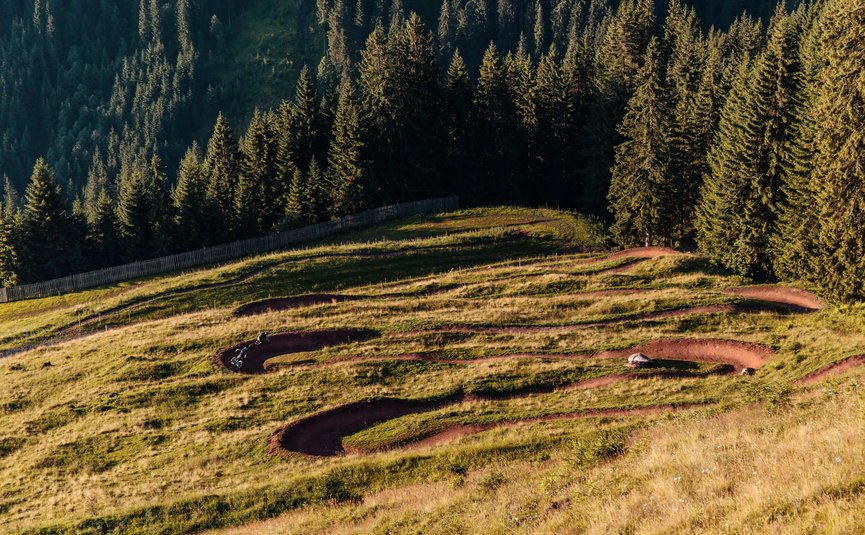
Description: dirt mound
214,329,373,374
607,247,681,260
729,285,824,313
235,295,354,316
799,355,865,385
596,338,772,371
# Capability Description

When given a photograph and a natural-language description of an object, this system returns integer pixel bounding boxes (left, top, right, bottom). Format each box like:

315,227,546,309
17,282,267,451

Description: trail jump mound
799,355,865,385
595,338,772,371
235,295,355,316
728,285,824,313
214,329,373,374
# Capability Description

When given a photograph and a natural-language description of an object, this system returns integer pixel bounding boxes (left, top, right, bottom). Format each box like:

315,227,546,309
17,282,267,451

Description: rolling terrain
0,208,863,534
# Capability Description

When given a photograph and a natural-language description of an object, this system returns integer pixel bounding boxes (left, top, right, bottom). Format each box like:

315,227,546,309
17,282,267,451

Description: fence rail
0,197,459,303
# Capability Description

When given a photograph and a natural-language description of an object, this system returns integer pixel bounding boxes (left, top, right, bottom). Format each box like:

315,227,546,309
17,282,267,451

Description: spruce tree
805,0,865,300
697,8,801,279
304,158,328,223
474,42,517,204
444,49,473,200
203,113,242,237
117,167,153,261
0,203,20,286
608,38,673,247
20,159,83,281
329,78,367,217
173,143,208,251
238,110,279,236
87,189,121,268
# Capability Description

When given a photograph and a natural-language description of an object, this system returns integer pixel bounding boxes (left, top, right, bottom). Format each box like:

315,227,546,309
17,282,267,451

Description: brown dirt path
728,285,824,313
213,329,374,374
798,355,865,385
269,389,701,457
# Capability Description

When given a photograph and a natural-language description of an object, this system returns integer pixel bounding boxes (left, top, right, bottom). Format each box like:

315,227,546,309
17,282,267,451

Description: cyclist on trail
231,346,250,369
255,331,270,346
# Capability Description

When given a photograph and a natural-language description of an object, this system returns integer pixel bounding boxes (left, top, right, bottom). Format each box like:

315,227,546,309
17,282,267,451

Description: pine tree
117,166,153,261
203,113,242,237
444,49,473,199
663,0,705,242
20,159,83,282
474,42,517,204
149,155,173,256
697,8,801,279
772,7,822,281
608,38,673,247
87,189,121,268
304,158,328,223
238,110,279,236
285,168,305,224
173,143,208,251
805,0,865,300
0,202,20,286
329,78,367,217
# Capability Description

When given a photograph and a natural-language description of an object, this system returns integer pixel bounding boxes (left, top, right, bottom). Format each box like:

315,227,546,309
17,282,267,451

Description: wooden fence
0,197,459,303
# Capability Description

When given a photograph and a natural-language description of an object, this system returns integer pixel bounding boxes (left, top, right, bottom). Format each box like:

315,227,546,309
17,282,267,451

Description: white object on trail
627,353,654,368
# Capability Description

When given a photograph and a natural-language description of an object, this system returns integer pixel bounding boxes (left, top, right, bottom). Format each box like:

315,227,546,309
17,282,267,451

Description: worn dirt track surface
270,390,699,457
799,355,865,385
729,285,824,312
268,397,456,457
596,338,772,371
214,329,373,374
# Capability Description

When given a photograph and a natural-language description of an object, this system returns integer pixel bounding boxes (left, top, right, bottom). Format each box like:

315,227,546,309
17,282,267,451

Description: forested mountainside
0,0,784,195
11,0,865,306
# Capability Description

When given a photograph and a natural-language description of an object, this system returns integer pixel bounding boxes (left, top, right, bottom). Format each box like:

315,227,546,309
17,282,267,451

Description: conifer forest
0,0,862,301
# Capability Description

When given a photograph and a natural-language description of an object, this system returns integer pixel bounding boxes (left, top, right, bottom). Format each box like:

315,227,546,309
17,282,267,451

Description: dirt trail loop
269,389,699,457
596,338,772,371
608,247,681,260
213,329,373,374
799,355,865,385
728,285,824,313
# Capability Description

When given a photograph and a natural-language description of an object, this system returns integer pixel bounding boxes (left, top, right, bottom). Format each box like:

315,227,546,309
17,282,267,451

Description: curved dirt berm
596,338,773,371
729,285,824,313
270,392,698,458
235,294,355,316
268,397,457,457
214,329,373,374
799,355,865,385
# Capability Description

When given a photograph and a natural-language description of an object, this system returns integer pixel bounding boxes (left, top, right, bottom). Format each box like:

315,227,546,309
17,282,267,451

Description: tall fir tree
238,110,279,236
20,159,83,282
329,78,367,217
117,166,154,261
203,113,242,238
173,143,208,251
805,0,865,300
608,38,673,247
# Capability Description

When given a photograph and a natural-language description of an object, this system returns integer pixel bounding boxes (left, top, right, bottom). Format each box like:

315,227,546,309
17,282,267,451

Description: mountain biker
231,346,249,369
255,331,270,346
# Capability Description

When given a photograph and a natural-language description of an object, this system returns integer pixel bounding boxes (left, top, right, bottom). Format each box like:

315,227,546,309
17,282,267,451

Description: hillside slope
0,208,862,533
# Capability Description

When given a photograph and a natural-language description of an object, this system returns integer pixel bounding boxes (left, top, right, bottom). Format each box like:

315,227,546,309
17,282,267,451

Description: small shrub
567,430,627,468
0,437,25,458
478,471,506,492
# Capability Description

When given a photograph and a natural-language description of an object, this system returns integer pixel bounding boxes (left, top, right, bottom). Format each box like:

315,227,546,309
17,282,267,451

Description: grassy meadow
0,208,863,534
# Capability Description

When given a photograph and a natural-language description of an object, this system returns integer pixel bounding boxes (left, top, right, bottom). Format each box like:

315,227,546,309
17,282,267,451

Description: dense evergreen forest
3,0,865,304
